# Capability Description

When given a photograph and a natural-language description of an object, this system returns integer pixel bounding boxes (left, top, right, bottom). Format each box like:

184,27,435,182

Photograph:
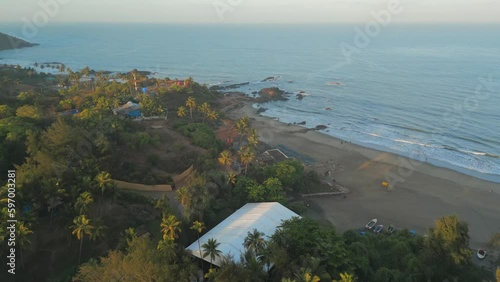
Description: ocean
1,23,499,183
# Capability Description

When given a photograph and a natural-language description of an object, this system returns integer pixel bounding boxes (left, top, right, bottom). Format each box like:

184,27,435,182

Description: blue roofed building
112,101,142,118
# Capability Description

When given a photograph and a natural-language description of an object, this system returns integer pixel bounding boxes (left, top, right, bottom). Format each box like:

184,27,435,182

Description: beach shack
112,101,142,118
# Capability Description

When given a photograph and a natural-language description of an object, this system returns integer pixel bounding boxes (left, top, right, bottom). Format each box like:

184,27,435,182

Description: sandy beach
227,99,500,250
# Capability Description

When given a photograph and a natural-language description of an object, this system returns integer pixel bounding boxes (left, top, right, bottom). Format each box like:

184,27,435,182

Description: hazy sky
1,0,499,23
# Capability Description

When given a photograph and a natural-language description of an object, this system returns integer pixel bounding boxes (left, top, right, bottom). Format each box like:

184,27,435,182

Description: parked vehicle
373,225,384,233
365,219,377,230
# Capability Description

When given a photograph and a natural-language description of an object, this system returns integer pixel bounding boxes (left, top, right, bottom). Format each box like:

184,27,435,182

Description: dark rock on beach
0,32,38,51
256,107,268,114
256,87,289,103
315,125,328,130
297,121,306,125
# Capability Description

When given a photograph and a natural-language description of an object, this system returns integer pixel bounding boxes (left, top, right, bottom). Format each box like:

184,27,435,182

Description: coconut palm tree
160,214,181,241
218,150,233,170
155,195,172,216
202,238,222,270
70,215,94,264
90,218,107,246
227,172,237,186
333,272,357,282
247,128,259,148
27,69,34,79
119,227,137,249
95,171,114,215
175,186,191,209
244,228,267,257
186,97,196,119
177,106,187,117
198,102,211,122
43,178,67,230
238,147,255,175
191,221,206,272
75,192,94,215
17,222,33,270
207,110,219,123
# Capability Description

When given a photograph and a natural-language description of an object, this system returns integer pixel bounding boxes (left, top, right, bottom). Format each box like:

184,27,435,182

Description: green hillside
0,32,38,51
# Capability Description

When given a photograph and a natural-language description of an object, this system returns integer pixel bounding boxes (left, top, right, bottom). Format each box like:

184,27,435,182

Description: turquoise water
1,23,499,183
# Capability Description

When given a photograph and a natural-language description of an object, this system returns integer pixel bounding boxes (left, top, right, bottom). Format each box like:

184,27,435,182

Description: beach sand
228,100,500,249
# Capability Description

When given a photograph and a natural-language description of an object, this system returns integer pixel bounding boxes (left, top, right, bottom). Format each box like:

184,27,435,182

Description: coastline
227,99,500,248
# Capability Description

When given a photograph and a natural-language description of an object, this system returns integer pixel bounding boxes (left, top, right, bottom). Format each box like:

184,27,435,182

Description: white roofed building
185,202,300,267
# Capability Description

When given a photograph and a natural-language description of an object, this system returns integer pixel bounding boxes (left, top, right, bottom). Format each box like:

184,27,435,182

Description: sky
1,0,499,24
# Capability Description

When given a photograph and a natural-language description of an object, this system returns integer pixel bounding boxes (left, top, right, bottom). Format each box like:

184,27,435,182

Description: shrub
147,153,160,166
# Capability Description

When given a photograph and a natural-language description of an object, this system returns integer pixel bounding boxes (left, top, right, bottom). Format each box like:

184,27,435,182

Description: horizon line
2,20,500,25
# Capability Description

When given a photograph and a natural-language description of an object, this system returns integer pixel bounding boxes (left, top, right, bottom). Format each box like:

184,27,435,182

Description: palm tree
160,214,181,241
17,222,33,270
238,147,255,175
244,228,267,257
70,215,94,264
95,171,113,215
207,110,219,123
333,272,357,282
177,106,187,118
43,179,67,230
202,238,222,269
218,150,233,170
198,102,211,122
155,195,172,216
186,97,196,119
175,186,191,208
247,128,259,147
120,227,137,248
191,221,206,272
90,218,107,246
227,172,237,186
27,69,34,79
75,192,94,215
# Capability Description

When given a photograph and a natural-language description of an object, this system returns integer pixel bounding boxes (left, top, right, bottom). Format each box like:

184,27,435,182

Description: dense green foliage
178,122,221,150
0,66,496,281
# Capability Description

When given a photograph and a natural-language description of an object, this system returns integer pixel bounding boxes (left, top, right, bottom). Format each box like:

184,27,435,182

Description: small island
0,32,38,51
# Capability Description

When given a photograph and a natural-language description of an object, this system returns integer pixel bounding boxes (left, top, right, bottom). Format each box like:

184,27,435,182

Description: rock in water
261,76,276,82
315,125,328,130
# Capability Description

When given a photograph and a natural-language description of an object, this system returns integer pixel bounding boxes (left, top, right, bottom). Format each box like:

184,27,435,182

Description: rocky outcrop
256,87,288,103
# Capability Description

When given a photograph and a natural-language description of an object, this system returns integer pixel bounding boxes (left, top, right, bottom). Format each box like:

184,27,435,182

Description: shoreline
228,100,500,249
